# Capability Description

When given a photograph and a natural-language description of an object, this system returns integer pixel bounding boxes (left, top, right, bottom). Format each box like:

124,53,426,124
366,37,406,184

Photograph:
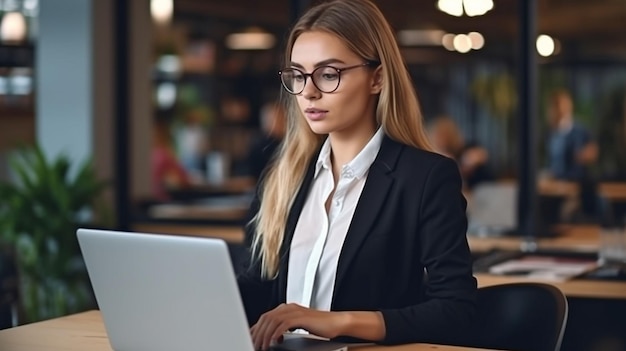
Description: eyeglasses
278,62,375,95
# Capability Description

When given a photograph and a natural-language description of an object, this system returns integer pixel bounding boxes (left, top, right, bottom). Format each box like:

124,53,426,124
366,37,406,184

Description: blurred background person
545,89,598,181
427,115,494,190
175,108,210,181
245,101,287,180
544,89,600,221
151,113,191,201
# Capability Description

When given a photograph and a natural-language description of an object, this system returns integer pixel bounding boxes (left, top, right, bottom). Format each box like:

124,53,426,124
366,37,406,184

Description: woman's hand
250,303,348,350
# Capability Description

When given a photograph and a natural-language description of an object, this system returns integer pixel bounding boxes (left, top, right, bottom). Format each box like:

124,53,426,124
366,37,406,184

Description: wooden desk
128,223,626,300
538,179,626,201
599,182,626,201
172,176,256,198
470,225,626,300
131,223,599,253
132,222,599,252
477,273,626,300
468,225,600,253
146,202,249,222
0,310,496,351
131,223,245,244
538,178,579,198
192,176,255,194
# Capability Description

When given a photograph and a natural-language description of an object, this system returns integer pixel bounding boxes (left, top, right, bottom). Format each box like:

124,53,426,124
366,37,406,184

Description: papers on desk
489,255,598,282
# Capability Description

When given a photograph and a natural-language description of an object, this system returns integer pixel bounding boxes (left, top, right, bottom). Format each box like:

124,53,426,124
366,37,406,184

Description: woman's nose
301,78,321,100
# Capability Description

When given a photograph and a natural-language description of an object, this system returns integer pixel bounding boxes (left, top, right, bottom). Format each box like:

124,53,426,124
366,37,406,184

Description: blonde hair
251,0,433,278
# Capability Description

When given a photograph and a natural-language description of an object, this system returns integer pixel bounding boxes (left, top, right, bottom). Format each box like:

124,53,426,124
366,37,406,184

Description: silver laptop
77,228,348,351
466,182,518,236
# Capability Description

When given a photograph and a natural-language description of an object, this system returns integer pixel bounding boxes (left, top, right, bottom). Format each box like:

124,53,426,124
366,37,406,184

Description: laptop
77,228,348,351
467,182,561,238
467,182,518,236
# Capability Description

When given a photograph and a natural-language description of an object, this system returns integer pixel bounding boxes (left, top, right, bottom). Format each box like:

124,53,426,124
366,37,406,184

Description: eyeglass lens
280,66,340,94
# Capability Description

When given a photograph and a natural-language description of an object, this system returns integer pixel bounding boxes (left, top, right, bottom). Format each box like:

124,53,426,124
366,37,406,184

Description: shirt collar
314,138,333,177
314,128,384,180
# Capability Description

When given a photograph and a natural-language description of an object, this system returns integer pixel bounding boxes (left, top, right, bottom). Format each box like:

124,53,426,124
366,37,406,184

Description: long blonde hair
251,0,433,278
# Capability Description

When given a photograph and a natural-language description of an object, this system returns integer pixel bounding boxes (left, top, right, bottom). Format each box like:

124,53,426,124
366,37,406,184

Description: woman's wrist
334,311,386,341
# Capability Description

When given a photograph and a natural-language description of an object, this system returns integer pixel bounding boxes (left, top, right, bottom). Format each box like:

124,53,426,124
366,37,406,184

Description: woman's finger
261,317,282,350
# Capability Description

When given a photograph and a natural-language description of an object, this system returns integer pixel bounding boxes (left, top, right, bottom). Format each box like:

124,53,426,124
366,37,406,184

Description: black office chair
0,248,18,329
465,282,568,351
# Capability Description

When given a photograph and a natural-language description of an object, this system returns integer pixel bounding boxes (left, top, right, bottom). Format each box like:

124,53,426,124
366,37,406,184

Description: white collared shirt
286,128,384,312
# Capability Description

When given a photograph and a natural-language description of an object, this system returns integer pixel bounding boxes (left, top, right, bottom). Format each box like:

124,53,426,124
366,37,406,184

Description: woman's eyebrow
289,58,347,69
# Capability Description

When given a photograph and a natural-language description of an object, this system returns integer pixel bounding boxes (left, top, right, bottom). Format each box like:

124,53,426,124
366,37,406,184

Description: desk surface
468,225,600,253
470,225,626,300
133,223,601,253
0,311,496,351
539,179,626,201
131,222,245,243
477,273,626,300
129,223,626,300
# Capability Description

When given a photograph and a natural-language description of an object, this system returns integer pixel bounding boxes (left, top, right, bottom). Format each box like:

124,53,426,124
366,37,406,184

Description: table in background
133,223,600,254
0,311,497,351
469,225,626,300
170,176,256,199
538,179,626,201
476,273,626,300
468,225,600,254
130,223,626,300
468,224,626,350
131,223,245,243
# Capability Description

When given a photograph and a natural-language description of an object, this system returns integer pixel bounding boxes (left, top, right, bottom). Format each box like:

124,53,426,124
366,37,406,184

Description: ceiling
172,0,626,64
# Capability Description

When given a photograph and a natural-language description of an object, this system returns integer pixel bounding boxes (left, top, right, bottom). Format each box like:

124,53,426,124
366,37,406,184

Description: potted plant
0,144,109,323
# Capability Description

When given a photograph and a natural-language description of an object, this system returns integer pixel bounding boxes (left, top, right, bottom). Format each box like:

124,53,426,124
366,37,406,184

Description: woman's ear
370,65,383,94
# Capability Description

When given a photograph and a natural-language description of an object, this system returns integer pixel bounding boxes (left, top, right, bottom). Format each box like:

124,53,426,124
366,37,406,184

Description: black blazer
237,135,477,345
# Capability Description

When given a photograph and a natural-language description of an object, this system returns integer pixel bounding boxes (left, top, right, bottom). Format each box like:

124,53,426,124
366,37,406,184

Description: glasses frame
278,62,376,95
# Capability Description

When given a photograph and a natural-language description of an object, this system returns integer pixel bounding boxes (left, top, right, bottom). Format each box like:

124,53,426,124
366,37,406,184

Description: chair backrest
466,282,568,351
0,248,18,329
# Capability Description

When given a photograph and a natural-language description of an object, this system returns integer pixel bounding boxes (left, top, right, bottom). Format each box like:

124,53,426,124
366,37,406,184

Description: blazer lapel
333,136,403,293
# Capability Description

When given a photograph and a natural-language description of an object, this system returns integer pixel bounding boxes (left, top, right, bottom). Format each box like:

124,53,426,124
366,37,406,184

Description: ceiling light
151,0,173,25
464,0,493,17
536,34,555,57
453,34,472,53
468,32,485,50
442,33,456,51
438,0,494,17
1,12,27,43
438,0,463,17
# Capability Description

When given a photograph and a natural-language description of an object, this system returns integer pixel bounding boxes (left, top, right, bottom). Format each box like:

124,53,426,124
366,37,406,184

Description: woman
238,0,477,349
427,115,493,190
151,114,191,201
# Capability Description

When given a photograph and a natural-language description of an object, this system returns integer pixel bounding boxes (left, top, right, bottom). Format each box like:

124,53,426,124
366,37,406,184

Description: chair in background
0,247,18,329
465,282,568,351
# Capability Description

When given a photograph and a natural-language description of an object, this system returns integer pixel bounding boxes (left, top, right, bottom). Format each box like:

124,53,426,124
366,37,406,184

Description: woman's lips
305,108,328,121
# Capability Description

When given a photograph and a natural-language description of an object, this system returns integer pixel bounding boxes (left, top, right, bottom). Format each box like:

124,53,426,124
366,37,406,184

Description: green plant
471,72,518,121
0,144,109,322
